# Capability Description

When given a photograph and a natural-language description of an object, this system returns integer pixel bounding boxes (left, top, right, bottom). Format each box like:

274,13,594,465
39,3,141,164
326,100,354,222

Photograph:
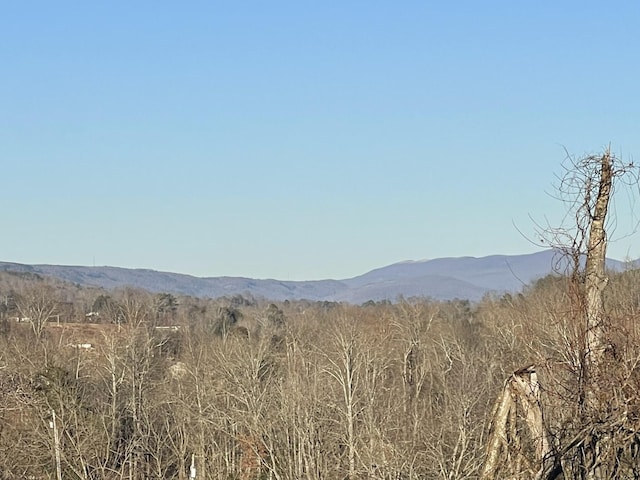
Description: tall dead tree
583,153,612,373
481,148,640,479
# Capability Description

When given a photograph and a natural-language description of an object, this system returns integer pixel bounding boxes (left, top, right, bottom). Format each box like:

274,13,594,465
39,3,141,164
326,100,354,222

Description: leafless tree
16,284,59,340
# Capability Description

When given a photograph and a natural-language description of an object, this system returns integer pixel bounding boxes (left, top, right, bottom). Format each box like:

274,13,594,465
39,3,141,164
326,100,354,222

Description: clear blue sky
2,2,640,280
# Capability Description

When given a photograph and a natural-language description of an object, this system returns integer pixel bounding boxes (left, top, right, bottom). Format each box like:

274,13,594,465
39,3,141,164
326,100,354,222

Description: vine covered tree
481,148,640,479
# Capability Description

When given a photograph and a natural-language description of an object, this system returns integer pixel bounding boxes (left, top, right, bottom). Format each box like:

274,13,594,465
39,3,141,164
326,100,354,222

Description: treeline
1,268,640,479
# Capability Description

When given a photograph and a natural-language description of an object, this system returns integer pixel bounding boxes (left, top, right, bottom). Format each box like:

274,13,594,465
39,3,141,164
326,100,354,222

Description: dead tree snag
481,148,640,479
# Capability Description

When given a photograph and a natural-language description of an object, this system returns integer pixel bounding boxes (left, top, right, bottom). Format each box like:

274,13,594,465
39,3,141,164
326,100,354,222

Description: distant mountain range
0,250,631,303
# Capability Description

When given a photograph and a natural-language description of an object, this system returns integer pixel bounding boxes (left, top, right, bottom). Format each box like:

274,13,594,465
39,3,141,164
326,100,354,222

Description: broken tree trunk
578,151,614,480
583,151,612,372
480,366,561,480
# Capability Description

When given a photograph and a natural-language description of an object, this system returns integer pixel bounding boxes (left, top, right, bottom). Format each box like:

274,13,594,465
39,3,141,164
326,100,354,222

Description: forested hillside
3,249,620,302
1,264,640,479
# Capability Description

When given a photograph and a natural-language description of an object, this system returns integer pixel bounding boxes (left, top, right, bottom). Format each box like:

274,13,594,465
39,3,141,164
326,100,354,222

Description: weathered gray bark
480,377,514,479
583,152,612,371
579,152,614,480
480,366,560,480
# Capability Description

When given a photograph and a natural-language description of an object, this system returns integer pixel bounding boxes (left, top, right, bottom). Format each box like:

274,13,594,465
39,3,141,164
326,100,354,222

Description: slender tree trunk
325,330,360,480
51,409,63,480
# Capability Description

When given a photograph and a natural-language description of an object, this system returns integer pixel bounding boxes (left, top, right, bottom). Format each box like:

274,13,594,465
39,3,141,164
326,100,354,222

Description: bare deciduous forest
2,152,640,479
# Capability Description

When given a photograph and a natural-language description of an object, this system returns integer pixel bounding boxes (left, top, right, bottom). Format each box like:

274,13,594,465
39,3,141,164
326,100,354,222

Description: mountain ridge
0,250,630,303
